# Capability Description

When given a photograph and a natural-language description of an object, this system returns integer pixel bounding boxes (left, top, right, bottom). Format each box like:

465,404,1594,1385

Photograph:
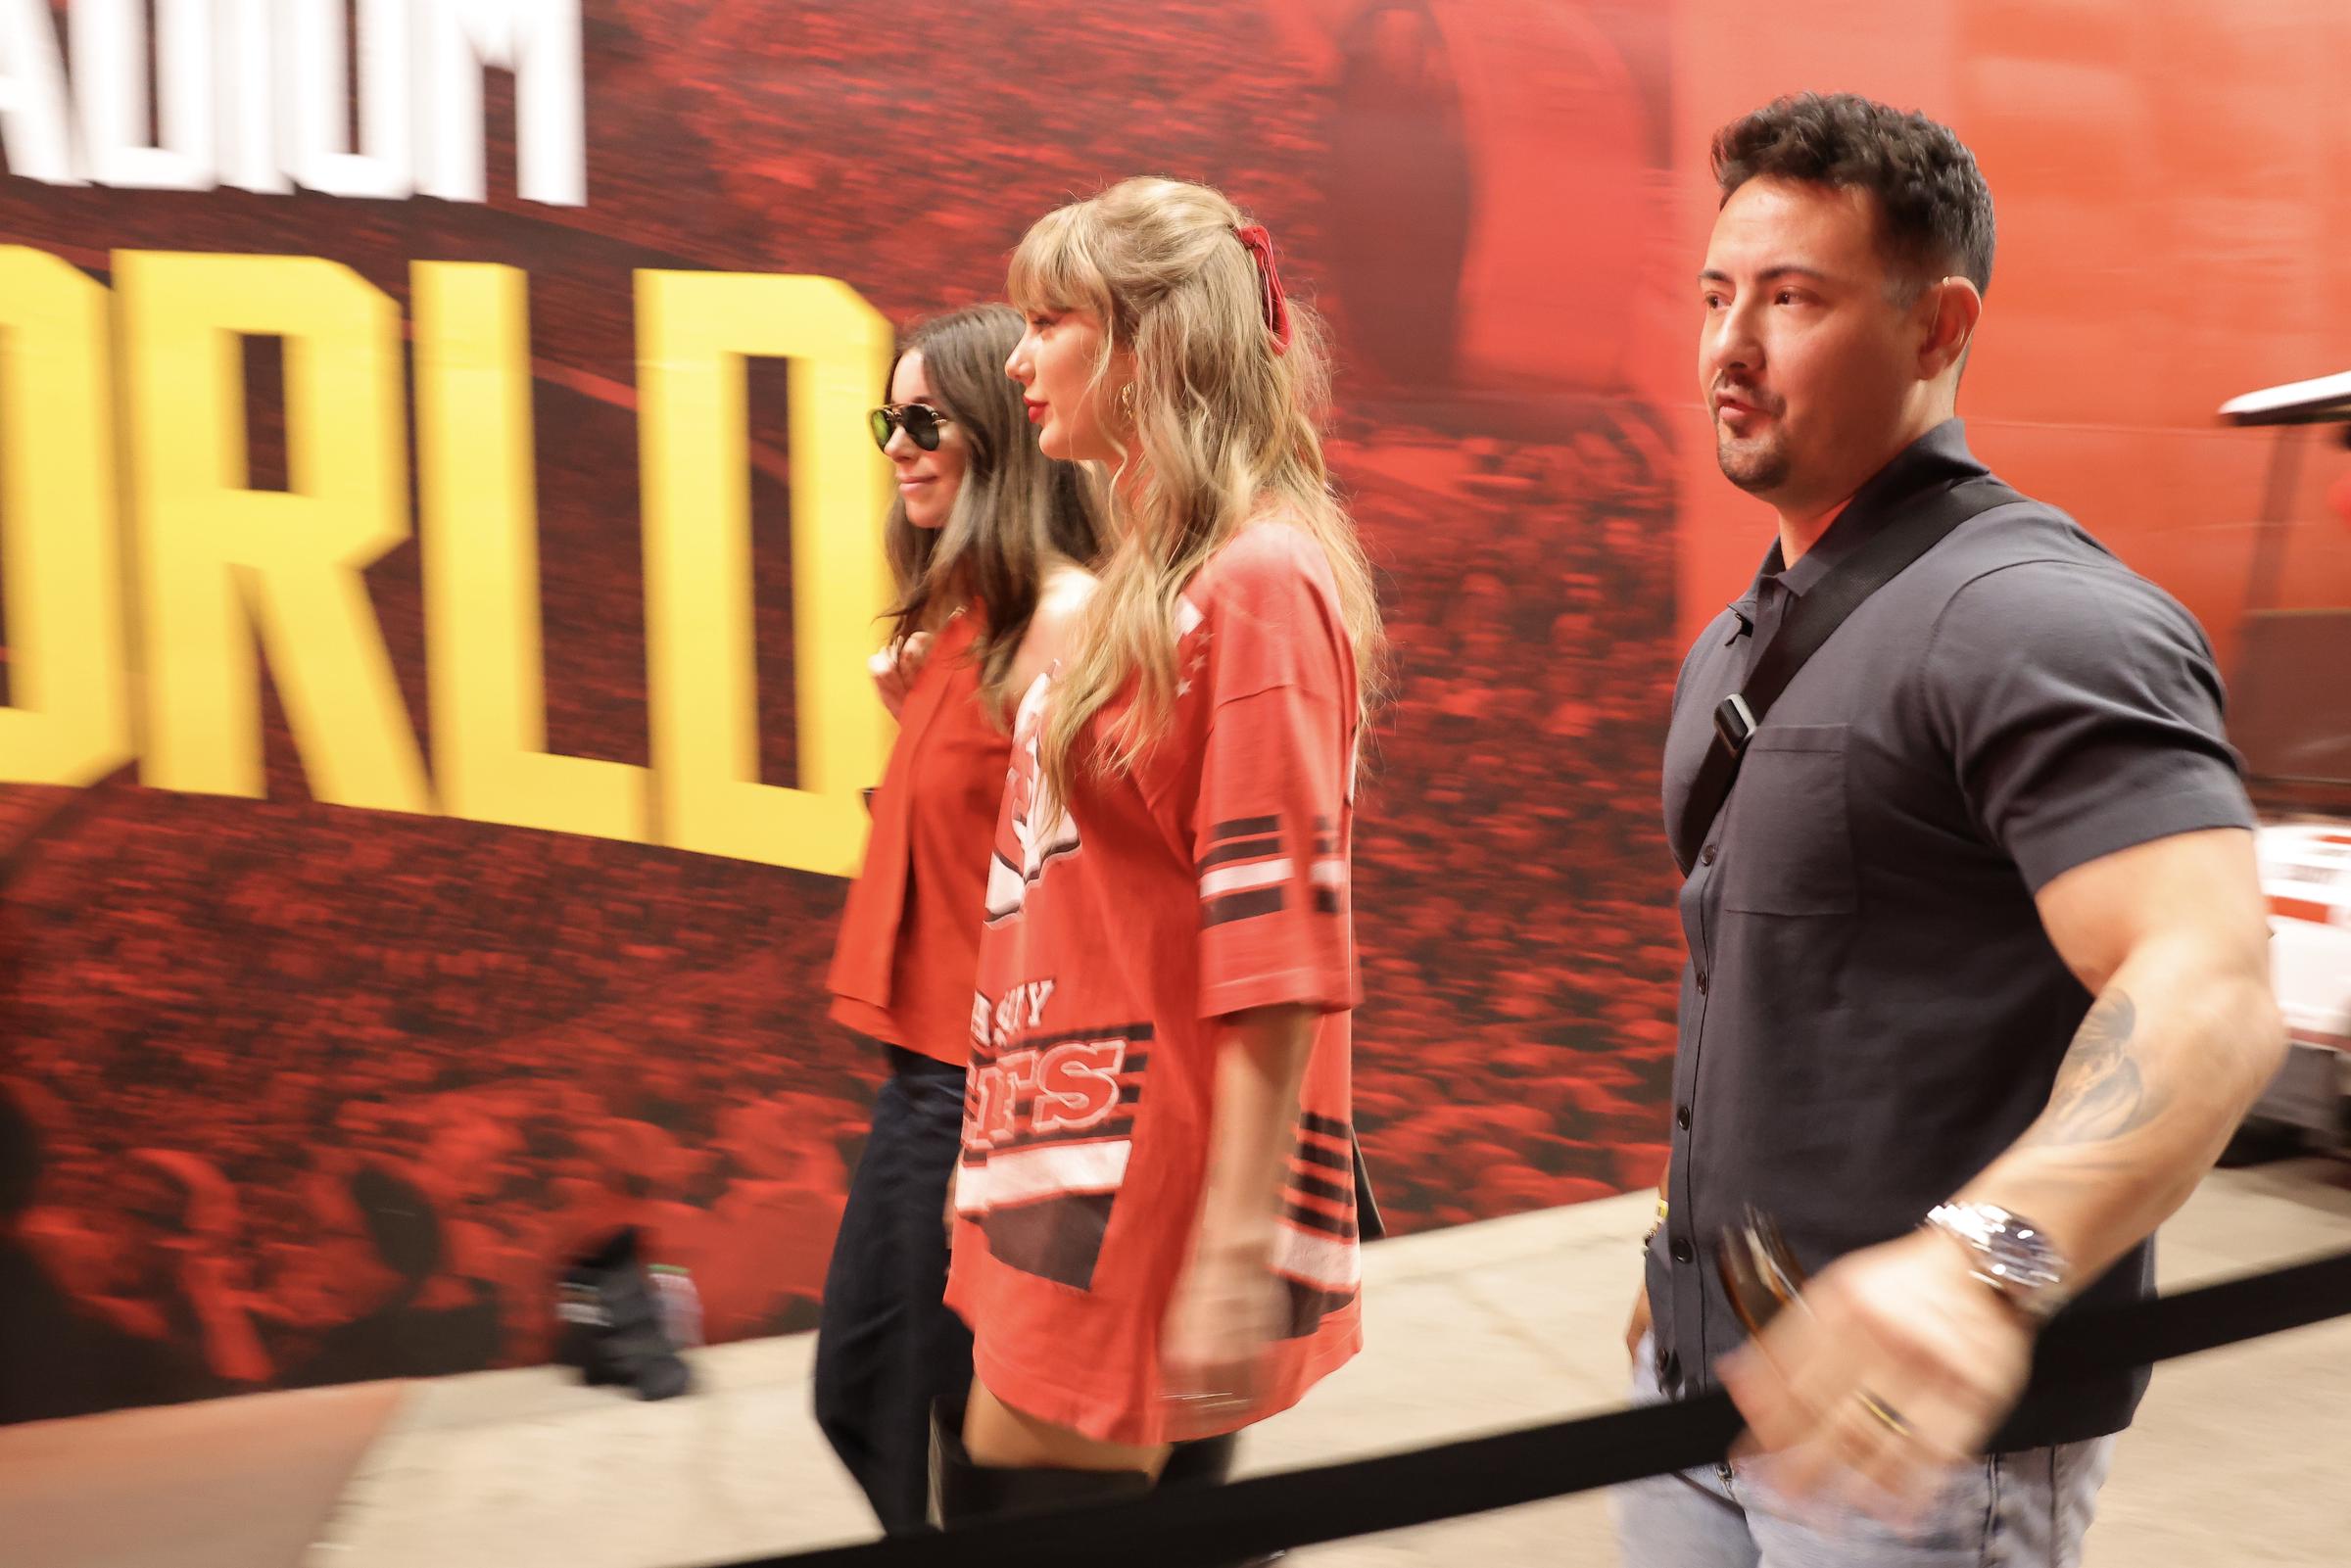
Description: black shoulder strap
1350,1131,1386,1242
1670,475,2022,875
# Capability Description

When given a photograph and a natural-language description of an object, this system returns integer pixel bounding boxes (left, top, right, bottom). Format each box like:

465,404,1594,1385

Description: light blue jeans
1611,1337,2114,1567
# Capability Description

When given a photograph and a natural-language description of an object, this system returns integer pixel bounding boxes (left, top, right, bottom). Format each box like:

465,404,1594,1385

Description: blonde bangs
1008,204,1109,321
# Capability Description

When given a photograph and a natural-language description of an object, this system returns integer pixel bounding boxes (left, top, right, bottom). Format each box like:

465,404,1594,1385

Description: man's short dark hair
1712,93,1994,301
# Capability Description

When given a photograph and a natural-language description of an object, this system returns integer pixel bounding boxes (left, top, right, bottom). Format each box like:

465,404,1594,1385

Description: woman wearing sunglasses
815,303,1105,1537
935,179,1384,1535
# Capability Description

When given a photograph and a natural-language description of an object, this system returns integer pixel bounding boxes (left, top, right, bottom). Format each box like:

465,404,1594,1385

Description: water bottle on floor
650,1263,703,1349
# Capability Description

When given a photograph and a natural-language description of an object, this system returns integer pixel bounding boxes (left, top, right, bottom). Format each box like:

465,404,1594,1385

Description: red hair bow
1233,223,1293,354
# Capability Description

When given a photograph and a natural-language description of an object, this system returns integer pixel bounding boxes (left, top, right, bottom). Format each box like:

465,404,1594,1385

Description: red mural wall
3,0,2347,1423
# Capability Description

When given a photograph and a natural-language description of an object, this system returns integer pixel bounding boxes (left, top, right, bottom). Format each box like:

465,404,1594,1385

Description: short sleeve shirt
944,521,1365,1447
1649,420,2255,1449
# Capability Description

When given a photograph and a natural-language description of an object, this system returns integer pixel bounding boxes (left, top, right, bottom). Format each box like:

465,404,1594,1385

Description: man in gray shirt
1614,93,2286,1565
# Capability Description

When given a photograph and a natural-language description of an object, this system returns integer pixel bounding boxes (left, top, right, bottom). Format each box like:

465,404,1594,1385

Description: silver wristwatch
1923,1202,2070,1323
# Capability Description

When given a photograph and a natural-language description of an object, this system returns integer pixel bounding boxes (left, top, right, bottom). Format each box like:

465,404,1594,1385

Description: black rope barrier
712,1247,2351,1568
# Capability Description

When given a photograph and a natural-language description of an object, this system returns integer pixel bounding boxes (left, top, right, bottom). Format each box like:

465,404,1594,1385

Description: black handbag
553,1225,693,1401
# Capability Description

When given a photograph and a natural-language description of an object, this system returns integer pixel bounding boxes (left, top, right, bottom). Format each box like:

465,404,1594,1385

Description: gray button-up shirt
1647,419,2254,1448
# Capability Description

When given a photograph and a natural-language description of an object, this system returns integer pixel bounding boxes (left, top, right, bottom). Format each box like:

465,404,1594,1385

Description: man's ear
1921,276,1984,379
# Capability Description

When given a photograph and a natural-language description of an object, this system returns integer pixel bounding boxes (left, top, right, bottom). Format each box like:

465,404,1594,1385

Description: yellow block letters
637,271,892,877
0,247,133,786
118,250,431,813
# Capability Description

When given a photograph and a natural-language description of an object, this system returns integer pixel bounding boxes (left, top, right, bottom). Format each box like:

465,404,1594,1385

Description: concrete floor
0,1380,402,1568
5,1162,2347,1568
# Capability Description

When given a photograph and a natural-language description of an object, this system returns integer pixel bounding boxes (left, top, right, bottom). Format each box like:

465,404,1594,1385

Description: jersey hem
968,1307,1364,1448
1200,972,1361,1021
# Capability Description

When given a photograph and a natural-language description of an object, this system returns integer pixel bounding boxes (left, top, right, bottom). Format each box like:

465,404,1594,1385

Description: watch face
1988,1244,2064,1294
1933,1204,2068,1314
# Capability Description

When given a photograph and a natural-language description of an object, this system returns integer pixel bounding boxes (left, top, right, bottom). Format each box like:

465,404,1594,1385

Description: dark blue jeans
813,1047,974,1535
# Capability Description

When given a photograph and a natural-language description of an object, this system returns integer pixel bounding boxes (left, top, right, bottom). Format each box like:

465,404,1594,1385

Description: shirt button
1695,968,1709,994
1676,1104,1692,1130
1701,843,1717,866
1670,1236,1694,1264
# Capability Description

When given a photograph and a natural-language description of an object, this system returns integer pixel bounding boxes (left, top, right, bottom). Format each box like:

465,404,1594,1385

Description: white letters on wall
71,0,214,190
216,0,289,194
1,0,587,204
285,0,411,199
0,0,77,184
419,0,587,208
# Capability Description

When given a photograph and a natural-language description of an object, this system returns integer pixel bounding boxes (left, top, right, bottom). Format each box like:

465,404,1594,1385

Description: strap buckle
1712,692,1758,755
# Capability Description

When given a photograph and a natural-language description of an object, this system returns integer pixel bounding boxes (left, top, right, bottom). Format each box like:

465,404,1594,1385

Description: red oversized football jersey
943,520,1366,1447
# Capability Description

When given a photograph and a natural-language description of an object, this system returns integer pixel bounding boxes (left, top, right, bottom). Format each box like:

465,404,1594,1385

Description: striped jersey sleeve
1188,539,1361,1020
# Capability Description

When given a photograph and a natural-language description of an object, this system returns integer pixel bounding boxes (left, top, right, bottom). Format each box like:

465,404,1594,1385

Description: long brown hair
1008,178,1384,795
882,304,1105,711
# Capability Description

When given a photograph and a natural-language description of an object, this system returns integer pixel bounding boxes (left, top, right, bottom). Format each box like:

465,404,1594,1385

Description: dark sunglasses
870,402,950,452
1717,1206,1809,1338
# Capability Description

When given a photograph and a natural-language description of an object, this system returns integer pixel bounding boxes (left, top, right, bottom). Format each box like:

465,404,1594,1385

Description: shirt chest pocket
1715,724,1857,917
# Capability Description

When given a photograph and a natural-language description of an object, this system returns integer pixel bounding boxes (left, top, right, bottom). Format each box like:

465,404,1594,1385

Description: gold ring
1855,1390,1911,1437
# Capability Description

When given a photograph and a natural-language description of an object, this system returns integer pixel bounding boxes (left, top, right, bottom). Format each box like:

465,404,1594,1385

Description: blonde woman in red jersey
816,304,1102,1537
936,179,1384,1530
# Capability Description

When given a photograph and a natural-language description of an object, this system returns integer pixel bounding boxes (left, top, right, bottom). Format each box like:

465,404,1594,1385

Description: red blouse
828,611,1009,1066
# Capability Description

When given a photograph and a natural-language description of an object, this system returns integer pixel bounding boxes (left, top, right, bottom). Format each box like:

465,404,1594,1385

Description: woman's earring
1117,383,1136,425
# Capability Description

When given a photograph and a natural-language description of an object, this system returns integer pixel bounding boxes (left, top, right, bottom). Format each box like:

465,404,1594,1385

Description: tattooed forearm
2019,989,2171,1149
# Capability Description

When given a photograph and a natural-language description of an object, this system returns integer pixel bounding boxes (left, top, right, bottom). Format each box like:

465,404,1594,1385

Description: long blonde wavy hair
1008,177,1384,798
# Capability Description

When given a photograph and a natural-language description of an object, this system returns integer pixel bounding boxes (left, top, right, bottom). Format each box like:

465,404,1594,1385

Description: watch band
1924,1202,2070,1322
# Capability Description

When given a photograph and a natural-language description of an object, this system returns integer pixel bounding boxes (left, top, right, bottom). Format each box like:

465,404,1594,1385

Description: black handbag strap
1350,1131,1385,1243
1670,474,2022,875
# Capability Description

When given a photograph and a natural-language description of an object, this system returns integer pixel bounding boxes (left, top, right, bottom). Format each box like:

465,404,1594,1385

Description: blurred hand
941,1163,957,1250
1718,1228,2034,1516
1161,1241,1285,1437
1624,1279,1653,1366
870,631,934,719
